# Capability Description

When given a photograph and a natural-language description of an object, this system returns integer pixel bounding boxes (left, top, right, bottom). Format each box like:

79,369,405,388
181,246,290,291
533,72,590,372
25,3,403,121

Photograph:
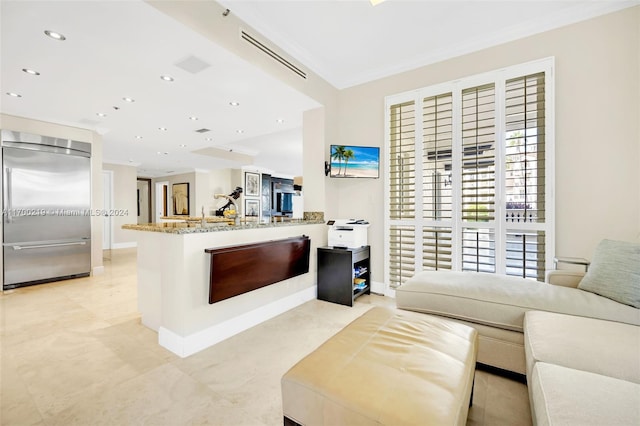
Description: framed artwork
245,172,260,197
245,199,259,217
172,182,190,215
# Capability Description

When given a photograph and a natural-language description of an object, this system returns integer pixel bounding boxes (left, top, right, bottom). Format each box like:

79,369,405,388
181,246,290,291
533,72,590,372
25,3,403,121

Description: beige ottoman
281,307,478,425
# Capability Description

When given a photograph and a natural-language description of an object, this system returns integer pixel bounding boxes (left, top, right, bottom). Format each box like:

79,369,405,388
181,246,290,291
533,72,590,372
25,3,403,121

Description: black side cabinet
317,246,370,307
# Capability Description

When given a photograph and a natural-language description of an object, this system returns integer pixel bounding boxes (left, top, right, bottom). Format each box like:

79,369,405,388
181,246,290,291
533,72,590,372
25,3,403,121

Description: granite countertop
122,219,325,234
160,216,232,223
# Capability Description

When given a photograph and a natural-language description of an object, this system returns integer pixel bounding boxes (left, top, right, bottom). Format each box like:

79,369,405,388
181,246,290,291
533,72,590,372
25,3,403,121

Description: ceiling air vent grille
195,128,211,133
240,30,307,80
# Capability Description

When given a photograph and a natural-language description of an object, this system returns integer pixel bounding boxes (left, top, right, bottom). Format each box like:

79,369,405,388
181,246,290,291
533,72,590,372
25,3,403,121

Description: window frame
384,57,555,288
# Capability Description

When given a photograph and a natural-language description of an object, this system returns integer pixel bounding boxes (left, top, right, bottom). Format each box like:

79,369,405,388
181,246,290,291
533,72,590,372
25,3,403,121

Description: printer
327,219,370,248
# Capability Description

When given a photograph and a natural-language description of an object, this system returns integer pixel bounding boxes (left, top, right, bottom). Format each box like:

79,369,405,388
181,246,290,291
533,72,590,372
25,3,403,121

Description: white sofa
524,310,640,425
395,239,640,375
395,269,640,374
395,239,640,424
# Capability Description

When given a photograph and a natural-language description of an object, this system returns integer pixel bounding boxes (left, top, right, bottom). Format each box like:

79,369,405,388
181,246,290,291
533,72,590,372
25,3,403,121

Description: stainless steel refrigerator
2,130,91,290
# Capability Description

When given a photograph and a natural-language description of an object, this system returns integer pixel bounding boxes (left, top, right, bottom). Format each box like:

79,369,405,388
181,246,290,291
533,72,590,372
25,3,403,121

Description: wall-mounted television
329,145,380,178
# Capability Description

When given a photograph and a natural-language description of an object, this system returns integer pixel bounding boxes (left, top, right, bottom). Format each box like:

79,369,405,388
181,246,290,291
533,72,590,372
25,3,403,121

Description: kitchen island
122,219,325,357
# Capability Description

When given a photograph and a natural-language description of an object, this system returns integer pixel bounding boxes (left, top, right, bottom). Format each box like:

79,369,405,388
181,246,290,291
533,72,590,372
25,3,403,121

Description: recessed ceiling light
123,97,135,103
236,129,244,134
158,127,167,131
189,116,198,121
276,118,284,124
44,30,66,41
22,68,40,76
229,101,240,107
160,75,174,82
96,112,107,117
205,137,213,141
179,144,187,148
6,92,22,98
135,135,143,139
156,151,169,155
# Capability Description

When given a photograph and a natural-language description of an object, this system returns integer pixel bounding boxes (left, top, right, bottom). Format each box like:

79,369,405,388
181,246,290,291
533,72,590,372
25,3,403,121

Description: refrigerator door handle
4,167,12,223
11,241,88,250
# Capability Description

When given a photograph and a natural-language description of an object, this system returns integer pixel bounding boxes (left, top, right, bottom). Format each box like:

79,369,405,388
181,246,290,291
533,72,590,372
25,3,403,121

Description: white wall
303,108,326,215
101,164,137,248
208,169,232,215
331,6,640,280
0,113,105,275
194,171,210,217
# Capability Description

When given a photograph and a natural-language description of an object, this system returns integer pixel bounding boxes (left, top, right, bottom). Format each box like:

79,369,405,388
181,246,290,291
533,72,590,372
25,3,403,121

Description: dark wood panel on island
205,235,310,304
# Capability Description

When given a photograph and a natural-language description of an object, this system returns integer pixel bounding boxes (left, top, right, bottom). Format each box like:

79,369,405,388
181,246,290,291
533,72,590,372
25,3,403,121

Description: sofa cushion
524,311,640,383
578,239,640,308
396,271,640,333
529,362,640,426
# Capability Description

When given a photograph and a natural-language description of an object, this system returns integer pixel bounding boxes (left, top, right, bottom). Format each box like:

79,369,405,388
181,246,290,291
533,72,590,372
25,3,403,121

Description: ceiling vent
240,30,307,80
195,128,211,133
175,55,211,74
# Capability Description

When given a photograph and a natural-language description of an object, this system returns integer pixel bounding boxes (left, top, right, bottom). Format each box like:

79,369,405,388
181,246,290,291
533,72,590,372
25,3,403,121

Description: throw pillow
578,239,640,308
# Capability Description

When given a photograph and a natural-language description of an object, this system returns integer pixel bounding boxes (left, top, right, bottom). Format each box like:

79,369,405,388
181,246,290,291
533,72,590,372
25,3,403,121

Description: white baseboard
385,287,396,298
158,285,317,358
111,242,137,249
370,280,387,295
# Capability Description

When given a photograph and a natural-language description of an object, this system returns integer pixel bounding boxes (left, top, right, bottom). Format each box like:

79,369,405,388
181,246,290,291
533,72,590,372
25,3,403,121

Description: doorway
137,178,152,224
155,181,169,223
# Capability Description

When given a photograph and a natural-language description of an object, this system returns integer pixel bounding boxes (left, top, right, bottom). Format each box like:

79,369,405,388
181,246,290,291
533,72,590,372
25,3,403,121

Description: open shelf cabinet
317,246,370,307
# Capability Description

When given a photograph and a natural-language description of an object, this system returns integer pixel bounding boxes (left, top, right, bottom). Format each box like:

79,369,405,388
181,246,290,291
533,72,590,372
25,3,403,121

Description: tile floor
1,248,531,425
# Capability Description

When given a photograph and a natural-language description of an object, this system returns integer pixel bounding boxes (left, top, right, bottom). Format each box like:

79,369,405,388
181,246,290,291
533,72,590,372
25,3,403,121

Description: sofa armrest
545,270,585,288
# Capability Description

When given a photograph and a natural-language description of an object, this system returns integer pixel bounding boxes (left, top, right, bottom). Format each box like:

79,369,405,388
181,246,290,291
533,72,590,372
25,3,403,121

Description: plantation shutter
423,227,452,270
461,84,496,273
388,101,416,287
389,101,416,220
422,93,454,271
504,72,547,280
389,225,416,288
423,93,453,221
385,59,554,288
505,230,545,279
